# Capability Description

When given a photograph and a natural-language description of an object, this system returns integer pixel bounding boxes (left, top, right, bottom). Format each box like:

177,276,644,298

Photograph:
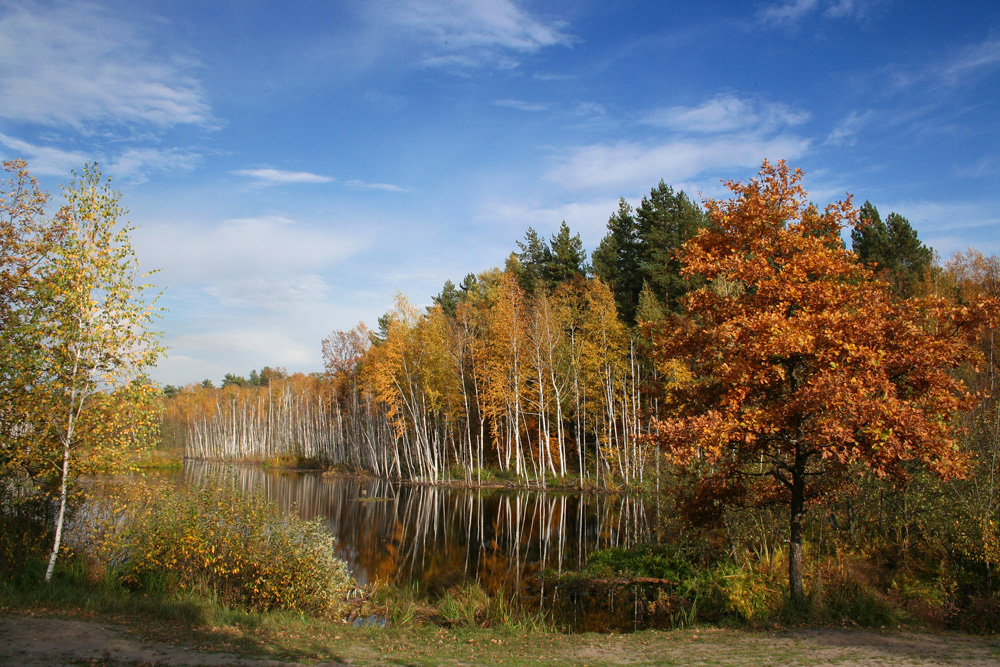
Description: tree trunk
788,461,806,603
45,435,72,583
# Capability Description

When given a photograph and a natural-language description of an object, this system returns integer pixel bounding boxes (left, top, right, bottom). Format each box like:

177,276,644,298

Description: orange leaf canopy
649,160,978,497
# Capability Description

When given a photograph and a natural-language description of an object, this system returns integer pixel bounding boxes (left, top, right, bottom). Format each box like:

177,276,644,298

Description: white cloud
494,99,550,112
205,274,331,311
824,110,870,146
547,135,811,193
387,0,572,68
162,330,319,377
641,94,809,134
134,215,371,287
344,179,409,192
109,147,201,182
937,38,1000,85
757,0,878,26
0,3,213,129
234,168,335,185
758,0,820,25
0,134,201,181
0,133,89,175
879,200,1000,234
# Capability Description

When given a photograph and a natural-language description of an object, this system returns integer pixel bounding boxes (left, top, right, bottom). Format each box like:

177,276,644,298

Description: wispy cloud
547,135,811,193
758,0,879,26
388,0,572,68
879,199,1000,256
234,168,335,185
110,147,201,183
345,179,409,192
889,37,1000,92
0,133,201,181
205,274,332,311
940,38,1000,81
641,94,809,134
824,110,871,146
554,93,811,193
134,214,372,302
0,4,213,129
494,99,550,112
0,133,89,176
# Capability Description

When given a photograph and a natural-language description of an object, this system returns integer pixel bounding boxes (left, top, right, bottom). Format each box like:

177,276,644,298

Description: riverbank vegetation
158,160,999,616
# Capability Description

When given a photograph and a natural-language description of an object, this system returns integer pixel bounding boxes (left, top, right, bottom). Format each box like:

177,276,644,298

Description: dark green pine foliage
593,182,707,323
512,222,587,294
545,221,587,286
592,199,642,323
514,227,550,294
636,182,708,314
432,279,461,317
851,201,934,298
222,373,248,388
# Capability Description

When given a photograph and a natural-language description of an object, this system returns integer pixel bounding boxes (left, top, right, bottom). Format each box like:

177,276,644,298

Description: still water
172,462,672,630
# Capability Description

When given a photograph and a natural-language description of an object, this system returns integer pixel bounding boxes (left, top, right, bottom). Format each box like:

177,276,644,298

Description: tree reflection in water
182,462,663,630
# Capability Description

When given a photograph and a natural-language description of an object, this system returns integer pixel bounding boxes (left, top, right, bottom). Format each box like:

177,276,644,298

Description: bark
788,456,806,603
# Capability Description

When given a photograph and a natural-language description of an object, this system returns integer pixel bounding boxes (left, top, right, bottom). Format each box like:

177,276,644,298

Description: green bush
583,544,696,581
88,477,354,617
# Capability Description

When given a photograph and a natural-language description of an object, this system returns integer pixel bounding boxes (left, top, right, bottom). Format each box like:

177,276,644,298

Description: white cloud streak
641,94,809,134
387,0,572,68
234,168,335,185
0,134,200,181
494,99,550,112
758,0,877,26
548,135,811,193
0,3,213,129
0,133,89,176
344,179,409,192
551,93,812,193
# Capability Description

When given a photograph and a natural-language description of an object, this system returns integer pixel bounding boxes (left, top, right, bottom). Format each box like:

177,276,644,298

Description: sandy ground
0,617,344,666
3,616,1000,666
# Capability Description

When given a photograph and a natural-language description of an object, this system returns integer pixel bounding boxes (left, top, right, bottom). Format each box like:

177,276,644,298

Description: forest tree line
164,165,998,498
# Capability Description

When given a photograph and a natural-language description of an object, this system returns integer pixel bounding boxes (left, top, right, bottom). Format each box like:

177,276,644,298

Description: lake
155,462,674,630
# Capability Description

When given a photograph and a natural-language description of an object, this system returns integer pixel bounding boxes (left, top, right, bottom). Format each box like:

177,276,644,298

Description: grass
262,453,326,470
5,546,1000,666
6,591,1000,667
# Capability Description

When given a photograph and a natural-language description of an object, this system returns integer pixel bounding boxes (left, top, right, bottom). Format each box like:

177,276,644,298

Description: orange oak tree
648,160,985,601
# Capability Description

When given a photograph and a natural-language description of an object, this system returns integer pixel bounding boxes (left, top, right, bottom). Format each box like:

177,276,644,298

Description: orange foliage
647,160,990,598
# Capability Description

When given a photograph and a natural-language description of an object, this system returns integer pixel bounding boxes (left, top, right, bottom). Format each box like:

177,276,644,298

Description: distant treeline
161,178,994,491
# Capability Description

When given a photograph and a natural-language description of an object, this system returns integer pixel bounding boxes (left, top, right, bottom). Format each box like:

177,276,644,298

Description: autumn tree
1,161,67,461
1,163,163,581
649,160,982,602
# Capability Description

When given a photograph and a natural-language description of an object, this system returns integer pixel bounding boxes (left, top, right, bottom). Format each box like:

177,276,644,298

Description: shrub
0,487,58,578
87,476,353,617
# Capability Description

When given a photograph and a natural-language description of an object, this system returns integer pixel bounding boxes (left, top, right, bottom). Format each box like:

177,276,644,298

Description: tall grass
83,475,354,618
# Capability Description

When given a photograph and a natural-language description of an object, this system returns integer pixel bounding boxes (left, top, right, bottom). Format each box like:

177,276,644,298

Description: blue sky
2,0,998,386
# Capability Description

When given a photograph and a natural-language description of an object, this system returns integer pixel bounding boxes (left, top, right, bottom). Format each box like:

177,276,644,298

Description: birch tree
10,164,163,581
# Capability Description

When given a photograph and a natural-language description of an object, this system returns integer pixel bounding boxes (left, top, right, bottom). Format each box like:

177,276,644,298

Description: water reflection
180,462,668,630
184,463,651,586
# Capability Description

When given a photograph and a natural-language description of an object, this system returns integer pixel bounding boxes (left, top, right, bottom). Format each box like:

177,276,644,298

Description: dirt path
2,615,1000,666
0,617,343,666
